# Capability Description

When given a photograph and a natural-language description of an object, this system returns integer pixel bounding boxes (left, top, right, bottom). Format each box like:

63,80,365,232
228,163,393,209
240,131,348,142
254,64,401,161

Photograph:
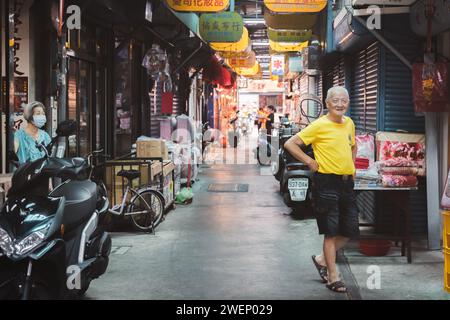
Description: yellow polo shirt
297,115,356,175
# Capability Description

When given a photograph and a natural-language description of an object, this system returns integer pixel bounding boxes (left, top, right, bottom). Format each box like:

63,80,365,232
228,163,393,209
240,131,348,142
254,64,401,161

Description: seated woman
14,101,51,164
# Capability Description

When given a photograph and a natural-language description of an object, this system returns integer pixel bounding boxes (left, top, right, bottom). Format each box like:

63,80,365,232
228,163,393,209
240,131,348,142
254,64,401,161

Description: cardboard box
137,139,167,158
163,161,175,176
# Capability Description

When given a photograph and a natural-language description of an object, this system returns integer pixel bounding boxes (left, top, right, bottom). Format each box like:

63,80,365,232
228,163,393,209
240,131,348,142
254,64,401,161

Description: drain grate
111,246,132,255
207,183,249,192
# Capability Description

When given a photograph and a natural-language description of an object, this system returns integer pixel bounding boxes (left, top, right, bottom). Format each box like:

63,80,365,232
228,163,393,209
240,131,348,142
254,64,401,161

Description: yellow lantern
234,61,260,76
269,40,308,52
211,27,249,52
263,0,327,13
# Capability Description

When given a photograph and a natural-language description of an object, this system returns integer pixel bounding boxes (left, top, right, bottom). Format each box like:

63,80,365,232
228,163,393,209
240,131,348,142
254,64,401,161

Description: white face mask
32,115,47,128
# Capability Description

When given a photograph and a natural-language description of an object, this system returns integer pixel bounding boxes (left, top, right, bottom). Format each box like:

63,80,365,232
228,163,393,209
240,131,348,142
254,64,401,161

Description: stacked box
136,138,169,160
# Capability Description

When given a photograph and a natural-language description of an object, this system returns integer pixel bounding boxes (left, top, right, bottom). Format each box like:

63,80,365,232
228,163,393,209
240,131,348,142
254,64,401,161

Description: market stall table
354,183,418,263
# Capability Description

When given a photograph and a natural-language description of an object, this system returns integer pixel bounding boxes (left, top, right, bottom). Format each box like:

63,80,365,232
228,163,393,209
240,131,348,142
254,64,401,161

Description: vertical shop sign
271,55,285,76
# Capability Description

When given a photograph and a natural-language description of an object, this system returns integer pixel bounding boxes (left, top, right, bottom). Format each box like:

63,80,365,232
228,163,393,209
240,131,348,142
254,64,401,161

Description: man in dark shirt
266,105,276,136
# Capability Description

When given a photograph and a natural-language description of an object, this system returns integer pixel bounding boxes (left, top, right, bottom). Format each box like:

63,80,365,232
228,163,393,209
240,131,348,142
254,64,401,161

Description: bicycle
107,167,165,233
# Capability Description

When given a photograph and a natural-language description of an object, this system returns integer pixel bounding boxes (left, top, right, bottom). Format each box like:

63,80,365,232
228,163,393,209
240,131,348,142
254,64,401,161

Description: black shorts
313,173,360,239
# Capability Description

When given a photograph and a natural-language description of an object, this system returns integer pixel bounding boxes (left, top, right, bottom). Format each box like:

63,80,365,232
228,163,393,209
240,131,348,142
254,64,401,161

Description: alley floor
86,133,450,300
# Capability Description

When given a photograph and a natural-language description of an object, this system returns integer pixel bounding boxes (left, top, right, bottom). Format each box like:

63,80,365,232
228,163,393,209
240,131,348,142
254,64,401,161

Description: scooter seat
49,180,98,229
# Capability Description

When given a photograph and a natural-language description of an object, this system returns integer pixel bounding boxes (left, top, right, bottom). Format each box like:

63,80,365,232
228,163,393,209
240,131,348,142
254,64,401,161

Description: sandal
311,255,328,283
326,281,347,293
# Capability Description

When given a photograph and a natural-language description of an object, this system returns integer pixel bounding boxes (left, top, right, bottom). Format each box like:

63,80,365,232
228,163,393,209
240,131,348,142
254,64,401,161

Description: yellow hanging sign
226,51,256,68
269,40,308,52
234,62,260,76
268,28,312,43
263,0,327,13
166,0,230,12
211,27,249,52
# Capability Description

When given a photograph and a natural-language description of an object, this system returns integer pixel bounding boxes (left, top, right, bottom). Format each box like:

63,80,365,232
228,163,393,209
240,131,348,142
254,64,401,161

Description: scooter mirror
56,120,77,137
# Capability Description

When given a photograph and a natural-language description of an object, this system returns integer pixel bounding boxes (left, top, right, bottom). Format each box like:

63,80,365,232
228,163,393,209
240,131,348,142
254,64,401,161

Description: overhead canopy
269,40,308,52
268,28,312,42
210,27,250,52
166,0,230,12
263,0,327,13
264,10,317,30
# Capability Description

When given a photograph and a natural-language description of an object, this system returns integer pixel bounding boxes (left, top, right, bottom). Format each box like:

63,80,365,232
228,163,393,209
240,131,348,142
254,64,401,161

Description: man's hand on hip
306,158,319,172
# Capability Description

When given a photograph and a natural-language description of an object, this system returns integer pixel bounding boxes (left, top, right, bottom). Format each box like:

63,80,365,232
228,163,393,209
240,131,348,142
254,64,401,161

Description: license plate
289,189,307,201
288,178,309,189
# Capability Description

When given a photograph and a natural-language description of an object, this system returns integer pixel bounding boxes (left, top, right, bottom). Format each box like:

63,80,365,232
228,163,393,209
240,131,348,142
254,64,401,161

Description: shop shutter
350,42,379,224
333,56,345,87
315,72,323,101
351,42,379,133
300,73,309,95
323,55,345,106
379,40,427,235
382,43,425,133
150,82,163,138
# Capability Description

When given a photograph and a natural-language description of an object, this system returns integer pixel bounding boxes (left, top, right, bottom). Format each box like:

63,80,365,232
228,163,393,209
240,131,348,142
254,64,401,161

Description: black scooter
0,120,111,299
280,94,323,215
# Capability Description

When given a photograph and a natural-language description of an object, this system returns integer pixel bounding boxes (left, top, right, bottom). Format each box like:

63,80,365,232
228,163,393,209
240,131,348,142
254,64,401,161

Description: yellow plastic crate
442,211,450,249
444,248,450,293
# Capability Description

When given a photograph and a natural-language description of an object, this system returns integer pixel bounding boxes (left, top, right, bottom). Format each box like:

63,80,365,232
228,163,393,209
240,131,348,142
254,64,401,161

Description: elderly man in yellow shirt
285,86,358,294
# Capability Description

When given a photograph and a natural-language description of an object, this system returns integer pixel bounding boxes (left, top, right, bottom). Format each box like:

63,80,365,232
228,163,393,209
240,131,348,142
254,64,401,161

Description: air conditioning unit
302,45,321,70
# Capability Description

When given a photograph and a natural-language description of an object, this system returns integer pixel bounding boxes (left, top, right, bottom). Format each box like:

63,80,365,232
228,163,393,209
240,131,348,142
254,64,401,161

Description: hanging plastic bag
412,62,450,112
142,44,166,80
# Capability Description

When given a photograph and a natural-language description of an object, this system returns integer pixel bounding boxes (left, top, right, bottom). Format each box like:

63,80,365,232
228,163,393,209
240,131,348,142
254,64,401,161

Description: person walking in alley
265,105,276,136
14,101,51,164
284,86,358,293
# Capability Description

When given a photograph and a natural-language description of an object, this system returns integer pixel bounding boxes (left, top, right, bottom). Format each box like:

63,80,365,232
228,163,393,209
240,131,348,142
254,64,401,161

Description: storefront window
114,41,133,157
67,58,93,157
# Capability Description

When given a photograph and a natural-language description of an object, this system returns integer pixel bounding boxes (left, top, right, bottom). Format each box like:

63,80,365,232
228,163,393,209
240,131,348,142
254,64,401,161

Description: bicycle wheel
128,188,165,232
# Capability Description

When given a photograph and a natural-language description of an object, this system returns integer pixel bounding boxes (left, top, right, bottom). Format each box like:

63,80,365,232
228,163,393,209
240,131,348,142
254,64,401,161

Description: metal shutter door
333,56,345,87
380,41,427,235
315,72,323,101
350,42,379,224
351,42,379,133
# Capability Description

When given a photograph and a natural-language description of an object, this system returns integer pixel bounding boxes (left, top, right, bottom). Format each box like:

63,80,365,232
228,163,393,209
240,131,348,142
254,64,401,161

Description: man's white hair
326,86,349,102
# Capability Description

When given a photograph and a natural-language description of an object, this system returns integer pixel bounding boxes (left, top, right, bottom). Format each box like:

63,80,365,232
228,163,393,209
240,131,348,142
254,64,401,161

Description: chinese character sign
200,12,243,42
268,28,312,43
167,0,230,12
271,55,285,76
264,0,327,13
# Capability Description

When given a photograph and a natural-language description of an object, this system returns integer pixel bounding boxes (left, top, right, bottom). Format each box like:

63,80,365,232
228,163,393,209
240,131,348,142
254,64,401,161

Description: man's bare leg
314,236,349,267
